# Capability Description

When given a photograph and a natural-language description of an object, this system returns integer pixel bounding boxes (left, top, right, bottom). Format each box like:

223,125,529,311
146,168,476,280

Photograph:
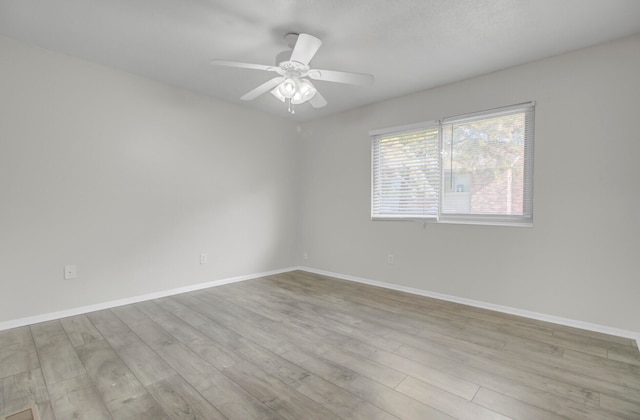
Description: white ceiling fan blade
289,33,322,65
309,91,327,108
308,69,374,85
211,59,278,72
241,77,284,101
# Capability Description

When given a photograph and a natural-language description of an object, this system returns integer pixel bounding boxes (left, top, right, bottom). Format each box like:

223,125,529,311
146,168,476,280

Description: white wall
0,35,298,323
298,34,640,333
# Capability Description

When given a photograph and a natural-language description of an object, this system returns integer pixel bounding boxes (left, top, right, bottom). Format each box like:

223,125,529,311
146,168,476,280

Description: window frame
370,102,535,227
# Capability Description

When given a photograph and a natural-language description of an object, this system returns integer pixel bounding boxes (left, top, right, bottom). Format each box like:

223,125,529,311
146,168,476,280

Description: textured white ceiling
1,0,640,121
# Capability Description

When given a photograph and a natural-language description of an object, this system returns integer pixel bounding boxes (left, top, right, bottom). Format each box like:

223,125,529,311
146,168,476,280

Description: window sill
372,215,533,228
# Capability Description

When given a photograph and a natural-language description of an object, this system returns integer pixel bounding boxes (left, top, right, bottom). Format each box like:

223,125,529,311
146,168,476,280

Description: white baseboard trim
297,266,640,349
0,266,297,332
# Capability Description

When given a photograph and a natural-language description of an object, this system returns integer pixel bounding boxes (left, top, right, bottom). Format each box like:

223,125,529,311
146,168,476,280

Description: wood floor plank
292,270,628,361
504,325,605,358
544,348,640,390
86,309,130,338
240,307,405,388
124,319,224,389
87,310,175,387
426,305,559,346
59,314,103,347
294,374,398,420
1,368,49,416
599,394,640,419
208,286,288,323
146,374,226,420
175,293,330,358
492,340,640,392
166,292,364,391
220,337,308,388
75,339,147,404
412,308,565,357
563,348,640,377
157,294,325,393
30,320,85,385
263,275,423,335
608,346,640,366
134,300,219,348
0,327,39,380
193,291,408,388
395,342,624,420
222,358,341,420
392,336,601,406
412,293,554,332
279,346,360,388
552,325,637,348
390,327,640,406
135,300,239,371
105,392,171,420
36,401,56,420
353,344,480,400
246,278,394,336
111,304,150,326
262,294,478,400
343,375,454,419
396,376,509,419
220,282,403,352
320,347,407,388
48,374,111,420
552,328,636,354
276,272,552,348
154,296,248,351
126,319,280,420
268,278,423,334
473,387,567,419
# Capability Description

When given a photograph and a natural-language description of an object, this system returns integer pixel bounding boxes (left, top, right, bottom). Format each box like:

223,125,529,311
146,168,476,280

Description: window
371,102,534,226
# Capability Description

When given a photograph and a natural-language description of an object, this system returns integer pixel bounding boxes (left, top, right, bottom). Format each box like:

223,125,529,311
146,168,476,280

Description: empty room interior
1,1,640,419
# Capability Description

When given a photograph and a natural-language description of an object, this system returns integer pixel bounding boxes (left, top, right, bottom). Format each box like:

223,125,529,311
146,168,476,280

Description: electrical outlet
303,251,308,260
387,254,394,265
64,265,77,280
200,253,207,264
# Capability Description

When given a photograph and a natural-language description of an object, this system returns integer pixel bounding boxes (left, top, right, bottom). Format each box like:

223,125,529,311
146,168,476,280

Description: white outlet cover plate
64,265,77,279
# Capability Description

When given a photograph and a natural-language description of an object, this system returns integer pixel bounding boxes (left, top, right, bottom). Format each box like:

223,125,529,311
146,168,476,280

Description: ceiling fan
211,33,374,114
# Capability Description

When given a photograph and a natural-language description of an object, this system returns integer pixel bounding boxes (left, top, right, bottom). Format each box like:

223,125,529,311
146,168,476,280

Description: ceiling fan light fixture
278,78,297,99
292,79,317,104
270,86,286,102
271,77,317,110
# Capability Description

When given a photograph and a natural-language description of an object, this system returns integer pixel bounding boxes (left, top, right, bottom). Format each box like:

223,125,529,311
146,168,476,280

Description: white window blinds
371,125,440,220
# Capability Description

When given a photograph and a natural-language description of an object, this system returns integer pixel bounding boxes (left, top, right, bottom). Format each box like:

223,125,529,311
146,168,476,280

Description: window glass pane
442,112,526,216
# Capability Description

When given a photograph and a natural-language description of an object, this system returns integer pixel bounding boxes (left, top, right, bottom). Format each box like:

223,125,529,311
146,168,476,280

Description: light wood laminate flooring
1,270,639,419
